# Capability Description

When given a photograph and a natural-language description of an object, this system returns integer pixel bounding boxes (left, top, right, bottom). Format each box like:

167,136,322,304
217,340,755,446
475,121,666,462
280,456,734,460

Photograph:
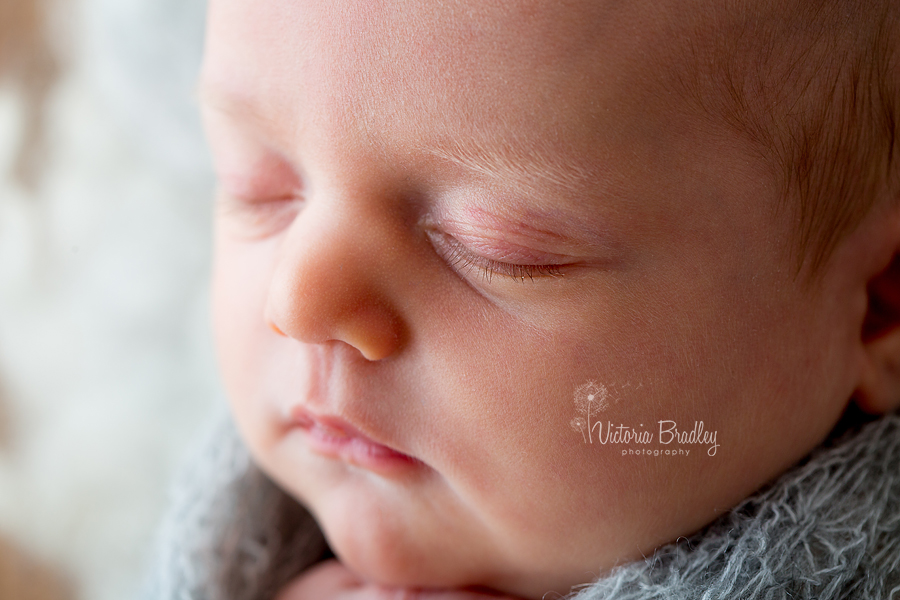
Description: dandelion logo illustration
569,381,609,443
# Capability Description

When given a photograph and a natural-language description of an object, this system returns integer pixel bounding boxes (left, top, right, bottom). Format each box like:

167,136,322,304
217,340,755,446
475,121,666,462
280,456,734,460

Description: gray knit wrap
140,408,900,600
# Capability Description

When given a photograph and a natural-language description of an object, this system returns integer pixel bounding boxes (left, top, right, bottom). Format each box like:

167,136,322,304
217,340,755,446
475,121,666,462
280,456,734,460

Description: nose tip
267,301,404,361
264,236,407,362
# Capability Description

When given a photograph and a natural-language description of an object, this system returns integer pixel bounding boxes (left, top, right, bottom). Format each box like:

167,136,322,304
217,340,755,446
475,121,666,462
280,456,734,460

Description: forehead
201,0,700,182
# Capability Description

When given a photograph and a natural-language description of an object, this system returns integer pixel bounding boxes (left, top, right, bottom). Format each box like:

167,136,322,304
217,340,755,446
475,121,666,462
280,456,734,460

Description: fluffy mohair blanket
141,407,900,600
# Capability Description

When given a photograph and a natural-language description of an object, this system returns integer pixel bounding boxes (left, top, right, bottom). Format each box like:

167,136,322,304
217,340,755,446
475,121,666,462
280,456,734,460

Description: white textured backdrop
0,1,220,599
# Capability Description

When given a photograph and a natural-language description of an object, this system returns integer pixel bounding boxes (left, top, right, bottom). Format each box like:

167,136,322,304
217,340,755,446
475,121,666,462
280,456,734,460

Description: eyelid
425,229,567,283
216,160,303,202
447,227,575,265
216,188,302,239
205,115,304,201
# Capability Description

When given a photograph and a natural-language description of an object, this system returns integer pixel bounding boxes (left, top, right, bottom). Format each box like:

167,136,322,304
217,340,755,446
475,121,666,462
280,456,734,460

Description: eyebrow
197,83,287,139
200,83,600,201
425,138,598,197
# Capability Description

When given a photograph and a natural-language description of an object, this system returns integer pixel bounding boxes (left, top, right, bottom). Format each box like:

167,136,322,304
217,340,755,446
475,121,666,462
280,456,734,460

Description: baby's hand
275,559,525,600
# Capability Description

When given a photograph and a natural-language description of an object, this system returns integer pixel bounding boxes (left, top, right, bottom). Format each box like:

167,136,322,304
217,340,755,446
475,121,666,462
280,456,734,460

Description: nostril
268,320,288,337
336,306,405,361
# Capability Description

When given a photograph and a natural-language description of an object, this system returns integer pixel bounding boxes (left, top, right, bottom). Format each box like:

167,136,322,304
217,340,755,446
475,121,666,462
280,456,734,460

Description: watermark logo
569,381,720,457
569,381,610,444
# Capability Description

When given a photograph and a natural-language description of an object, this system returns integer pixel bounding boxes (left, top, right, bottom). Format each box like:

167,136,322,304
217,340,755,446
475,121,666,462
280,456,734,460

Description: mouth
287,406,424,475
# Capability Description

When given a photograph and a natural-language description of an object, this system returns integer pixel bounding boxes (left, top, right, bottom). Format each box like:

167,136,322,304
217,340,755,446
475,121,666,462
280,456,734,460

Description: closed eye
216,190,302,239
426,230,565,283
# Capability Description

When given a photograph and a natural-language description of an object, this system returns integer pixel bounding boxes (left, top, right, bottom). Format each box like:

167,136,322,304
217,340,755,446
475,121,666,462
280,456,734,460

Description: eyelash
427,231,564,283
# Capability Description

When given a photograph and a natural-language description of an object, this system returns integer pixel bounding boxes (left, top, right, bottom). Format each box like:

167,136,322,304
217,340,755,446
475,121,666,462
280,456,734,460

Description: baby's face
202,1,869,597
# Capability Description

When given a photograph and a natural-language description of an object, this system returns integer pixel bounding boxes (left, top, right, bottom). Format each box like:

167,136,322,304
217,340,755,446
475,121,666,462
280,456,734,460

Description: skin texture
201,0,899,597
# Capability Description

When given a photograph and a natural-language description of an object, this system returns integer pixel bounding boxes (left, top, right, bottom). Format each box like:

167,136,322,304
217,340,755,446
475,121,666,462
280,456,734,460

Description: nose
264,202,406,361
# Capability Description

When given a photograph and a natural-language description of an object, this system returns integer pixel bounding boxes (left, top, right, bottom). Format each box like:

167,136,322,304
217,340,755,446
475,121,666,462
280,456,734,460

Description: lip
287,406,424,475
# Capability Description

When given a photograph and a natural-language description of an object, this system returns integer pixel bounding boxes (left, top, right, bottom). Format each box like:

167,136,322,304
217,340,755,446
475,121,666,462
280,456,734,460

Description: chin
326,520,456,587
319,499,575,599
336,537,442,587
314,493,480,589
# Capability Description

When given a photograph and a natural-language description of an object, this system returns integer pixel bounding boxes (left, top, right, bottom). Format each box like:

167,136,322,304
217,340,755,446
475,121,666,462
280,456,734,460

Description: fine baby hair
671,0,900,275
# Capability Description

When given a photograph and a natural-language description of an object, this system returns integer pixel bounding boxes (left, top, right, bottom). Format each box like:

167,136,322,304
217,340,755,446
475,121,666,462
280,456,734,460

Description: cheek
211,234,280,450
411,303,666,556
408,269,845,576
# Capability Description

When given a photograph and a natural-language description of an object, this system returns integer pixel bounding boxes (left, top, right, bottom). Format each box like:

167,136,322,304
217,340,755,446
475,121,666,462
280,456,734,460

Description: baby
190,0,900,598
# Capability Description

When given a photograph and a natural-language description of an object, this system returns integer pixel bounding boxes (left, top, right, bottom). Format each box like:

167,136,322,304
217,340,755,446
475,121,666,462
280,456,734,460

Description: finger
274,559,364,600
372,586,526,600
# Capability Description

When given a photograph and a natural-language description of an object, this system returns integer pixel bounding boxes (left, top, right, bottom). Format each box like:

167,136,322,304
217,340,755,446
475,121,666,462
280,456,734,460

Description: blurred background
0,0,221,598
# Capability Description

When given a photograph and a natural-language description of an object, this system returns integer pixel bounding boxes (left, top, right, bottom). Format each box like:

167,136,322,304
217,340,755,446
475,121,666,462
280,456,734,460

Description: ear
856,253,900,414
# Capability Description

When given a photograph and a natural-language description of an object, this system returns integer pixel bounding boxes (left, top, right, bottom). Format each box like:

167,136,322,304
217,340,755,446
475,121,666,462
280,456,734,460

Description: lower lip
293,417,423,475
